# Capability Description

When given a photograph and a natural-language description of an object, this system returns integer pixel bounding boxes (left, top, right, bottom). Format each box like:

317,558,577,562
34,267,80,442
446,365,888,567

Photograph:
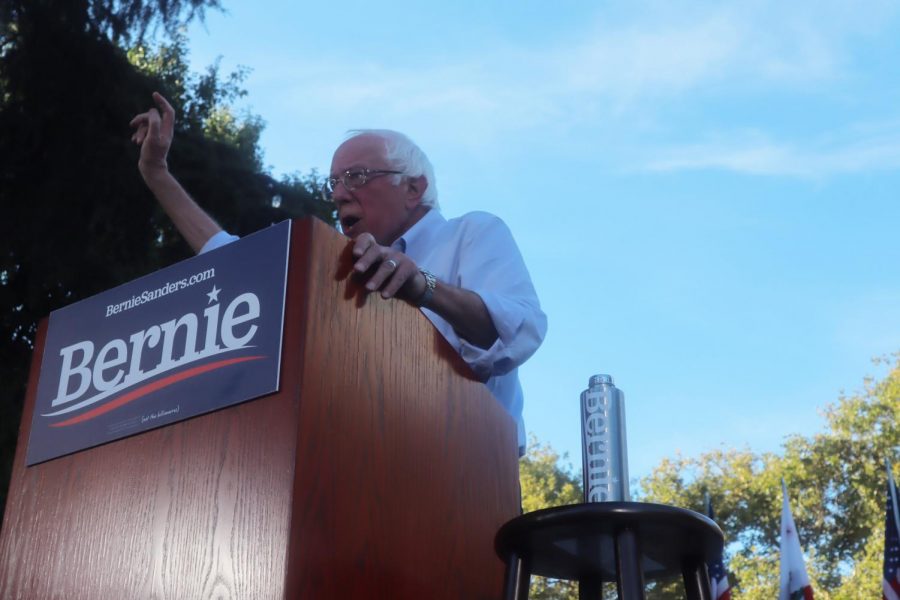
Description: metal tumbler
580,374,630,502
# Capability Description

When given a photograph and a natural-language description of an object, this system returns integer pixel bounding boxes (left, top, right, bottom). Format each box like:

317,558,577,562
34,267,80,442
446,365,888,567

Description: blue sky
184,0,900,482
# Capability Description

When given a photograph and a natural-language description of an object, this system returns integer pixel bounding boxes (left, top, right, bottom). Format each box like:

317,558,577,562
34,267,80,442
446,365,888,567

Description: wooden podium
0,218,521,599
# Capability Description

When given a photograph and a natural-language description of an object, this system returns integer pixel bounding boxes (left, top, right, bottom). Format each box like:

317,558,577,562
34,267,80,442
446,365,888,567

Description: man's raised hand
128,92,222,253
130,92,175,176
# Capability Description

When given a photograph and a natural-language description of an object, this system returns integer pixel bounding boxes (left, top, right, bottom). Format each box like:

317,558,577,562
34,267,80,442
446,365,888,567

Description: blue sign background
26,221,291,465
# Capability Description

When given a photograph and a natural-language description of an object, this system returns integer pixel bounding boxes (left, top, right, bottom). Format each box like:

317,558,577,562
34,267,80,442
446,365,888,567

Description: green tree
638,354,900,599
518,436,581,599
2,0,222,47
123,31,334,267
0,0,333,523
520,435,582,512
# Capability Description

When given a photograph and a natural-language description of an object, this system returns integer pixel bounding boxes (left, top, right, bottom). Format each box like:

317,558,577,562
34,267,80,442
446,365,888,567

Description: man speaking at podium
130,92,547,454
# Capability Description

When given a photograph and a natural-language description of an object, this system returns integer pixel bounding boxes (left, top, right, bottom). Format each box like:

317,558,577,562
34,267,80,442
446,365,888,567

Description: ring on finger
385,259,398,270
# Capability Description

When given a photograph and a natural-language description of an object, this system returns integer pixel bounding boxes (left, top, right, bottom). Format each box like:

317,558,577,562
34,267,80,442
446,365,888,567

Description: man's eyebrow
330,165,368,176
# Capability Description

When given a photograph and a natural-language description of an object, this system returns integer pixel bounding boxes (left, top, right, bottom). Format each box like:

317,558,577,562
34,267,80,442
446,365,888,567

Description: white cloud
276,7,834,121
547,5,843,107
643,122,900,177
239,0,900,175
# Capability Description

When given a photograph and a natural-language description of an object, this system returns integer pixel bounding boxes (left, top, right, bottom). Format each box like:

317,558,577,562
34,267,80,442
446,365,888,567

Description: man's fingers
146,108,161,139
129,112,148,128
152,92,175,114
129,121,148,143
365,259,399,292
365,258,414,298
354,245,384,275
153,92,175,134
349,236,420,299
380,263,415,298
352,233,376,260
352,235,380,270
132,124,148,145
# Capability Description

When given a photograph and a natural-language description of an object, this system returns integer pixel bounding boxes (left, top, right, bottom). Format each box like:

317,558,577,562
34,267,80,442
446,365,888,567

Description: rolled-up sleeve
447,213,547,379
199,230,240,254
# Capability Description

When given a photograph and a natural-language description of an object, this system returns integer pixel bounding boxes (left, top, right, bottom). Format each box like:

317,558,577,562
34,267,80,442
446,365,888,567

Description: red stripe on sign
49,355,266,427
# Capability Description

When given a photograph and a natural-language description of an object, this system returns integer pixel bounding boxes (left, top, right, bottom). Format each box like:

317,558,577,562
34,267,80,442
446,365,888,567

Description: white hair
345,129,439,209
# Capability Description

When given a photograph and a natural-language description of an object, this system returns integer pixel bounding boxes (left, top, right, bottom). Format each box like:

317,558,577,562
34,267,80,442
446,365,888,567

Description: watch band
416,268,437,307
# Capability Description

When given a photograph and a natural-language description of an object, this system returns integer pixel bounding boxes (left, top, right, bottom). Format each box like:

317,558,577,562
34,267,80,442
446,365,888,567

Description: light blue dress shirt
393,209,547,451
202,209,547,451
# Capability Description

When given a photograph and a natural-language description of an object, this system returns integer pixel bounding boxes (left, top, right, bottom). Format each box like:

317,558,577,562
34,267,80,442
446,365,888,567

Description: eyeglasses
321,168,404,201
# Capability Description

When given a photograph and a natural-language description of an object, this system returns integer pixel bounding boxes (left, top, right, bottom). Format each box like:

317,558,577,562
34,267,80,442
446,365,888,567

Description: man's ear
405,175,427,208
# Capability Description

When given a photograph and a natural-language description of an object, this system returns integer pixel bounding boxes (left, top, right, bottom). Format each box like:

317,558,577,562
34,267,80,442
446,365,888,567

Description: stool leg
682,560,712,600
614,528,645,600
504,553,531,600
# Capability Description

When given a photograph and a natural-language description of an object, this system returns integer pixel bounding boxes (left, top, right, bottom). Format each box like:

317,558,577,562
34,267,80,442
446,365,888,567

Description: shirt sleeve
446,213,547,379
199,230,240,254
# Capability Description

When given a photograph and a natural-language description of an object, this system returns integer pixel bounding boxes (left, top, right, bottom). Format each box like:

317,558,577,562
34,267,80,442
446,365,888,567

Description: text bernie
52,293,260,409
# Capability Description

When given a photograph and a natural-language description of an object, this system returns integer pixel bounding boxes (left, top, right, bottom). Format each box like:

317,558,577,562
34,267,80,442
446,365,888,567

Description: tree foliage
2,0,221,47
639,354,900,599
520,435,583,513
0,0,334,523
520,357,899,598
519,436,582,599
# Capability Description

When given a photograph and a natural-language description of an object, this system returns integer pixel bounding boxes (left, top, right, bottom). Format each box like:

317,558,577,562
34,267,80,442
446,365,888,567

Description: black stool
495,502,723,600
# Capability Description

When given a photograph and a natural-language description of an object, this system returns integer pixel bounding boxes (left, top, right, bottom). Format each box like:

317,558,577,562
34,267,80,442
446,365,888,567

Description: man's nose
331,180,353,204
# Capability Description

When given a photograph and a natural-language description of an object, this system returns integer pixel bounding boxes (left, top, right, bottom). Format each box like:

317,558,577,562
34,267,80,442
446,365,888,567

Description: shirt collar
393,208,445,252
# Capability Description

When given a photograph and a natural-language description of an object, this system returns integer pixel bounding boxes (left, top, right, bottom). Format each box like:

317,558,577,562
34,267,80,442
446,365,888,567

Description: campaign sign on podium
26,221,291,465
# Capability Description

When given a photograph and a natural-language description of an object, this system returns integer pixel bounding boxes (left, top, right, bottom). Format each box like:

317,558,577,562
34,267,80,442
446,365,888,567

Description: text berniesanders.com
105,268,216,317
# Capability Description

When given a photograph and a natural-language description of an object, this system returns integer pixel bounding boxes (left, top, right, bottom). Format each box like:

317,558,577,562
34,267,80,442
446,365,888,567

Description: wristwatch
416,268,437,307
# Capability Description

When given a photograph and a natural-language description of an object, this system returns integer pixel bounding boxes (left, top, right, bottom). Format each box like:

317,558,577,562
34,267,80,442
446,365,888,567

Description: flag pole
888,458,900,541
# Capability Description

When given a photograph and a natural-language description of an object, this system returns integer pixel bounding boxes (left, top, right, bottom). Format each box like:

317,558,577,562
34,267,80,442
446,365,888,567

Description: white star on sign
207,285,221,304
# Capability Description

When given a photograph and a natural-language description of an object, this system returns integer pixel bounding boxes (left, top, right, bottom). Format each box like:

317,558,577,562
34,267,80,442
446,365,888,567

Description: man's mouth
340,215,361,235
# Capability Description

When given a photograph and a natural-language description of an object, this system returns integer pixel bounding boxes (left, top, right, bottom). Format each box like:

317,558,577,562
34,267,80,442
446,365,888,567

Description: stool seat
495,502,724,600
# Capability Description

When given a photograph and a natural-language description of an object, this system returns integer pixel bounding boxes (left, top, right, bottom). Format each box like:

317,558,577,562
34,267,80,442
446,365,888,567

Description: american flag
705,496,732,600
884,461,900,600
